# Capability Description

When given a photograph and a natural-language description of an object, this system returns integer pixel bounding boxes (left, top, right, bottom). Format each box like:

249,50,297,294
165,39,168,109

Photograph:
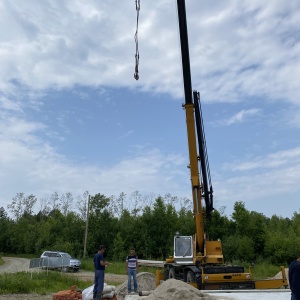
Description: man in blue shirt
93,245,110,300
289,256,300,300
126,248,139,294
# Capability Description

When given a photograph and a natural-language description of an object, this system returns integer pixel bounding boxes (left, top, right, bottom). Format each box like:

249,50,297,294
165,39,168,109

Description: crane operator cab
174,235,193,264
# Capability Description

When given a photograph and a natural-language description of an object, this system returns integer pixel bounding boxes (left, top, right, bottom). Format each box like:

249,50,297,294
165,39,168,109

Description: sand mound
117,273,230,300
145,279,220,300
274,268,289,280
115,272,156,300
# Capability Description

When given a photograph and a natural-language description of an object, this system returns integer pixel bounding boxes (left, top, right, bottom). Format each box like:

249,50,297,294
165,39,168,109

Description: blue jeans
128,269,138,292
93,270,105,296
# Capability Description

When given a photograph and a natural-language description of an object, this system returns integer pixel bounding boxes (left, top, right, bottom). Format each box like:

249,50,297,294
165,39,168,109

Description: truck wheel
169,268,175,279
187,270,195,283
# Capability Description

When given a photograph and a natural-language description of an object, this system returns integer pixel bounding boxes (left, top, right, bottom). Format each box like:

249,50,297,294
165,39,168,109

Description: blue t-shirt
94,252,105,270
289,259,300,297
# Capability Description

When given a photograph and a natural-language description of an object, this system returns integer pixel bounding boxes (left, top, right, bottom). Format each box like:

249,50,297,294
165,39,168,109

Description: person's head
130,247,135,255
98,245,106,253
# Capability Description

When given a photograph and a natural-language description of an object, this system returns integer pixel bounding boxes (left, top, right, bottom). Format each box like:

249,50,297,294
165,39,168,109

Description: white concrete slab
207,289,291,300
124,289,292,300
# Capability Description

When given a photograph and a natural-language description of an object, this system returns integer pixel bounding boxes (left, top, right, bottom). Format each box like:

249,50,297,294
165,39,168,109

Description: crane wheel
187,270,195,283
169,268,175,279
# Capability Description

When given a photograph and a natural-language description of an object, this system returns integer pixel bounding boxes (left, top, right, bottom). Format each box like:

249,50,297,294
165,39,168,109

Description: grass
0,271,92,295
228,259,286,280
249,263,285,280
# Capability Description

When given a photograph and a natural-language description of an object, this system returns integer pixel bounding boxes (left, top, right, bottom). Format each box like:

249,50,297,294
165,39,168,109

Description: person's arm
126,257,128,274
100,259,110,267
136,256,138,273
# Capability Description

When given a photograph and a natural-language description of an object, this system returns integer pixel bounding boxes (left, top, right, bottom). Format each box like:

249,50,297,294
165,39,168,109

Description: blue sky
1,0,300,218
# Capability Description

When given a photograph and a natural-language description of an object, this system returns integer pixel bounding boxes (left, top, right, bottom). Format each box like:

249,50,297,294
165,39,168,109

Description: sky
0,0,300,219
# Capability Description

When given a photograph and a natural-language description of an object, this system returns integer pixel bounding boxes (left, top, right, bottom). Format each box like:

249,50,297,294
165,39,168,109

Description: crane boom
161,0,288,291
177,0,193,105
177,0,213,251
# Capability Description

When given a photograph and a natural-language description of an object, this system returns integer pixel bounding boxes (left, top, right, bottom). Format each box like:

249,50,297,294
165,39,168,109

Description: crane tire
169,267,175,279
186,270,195,283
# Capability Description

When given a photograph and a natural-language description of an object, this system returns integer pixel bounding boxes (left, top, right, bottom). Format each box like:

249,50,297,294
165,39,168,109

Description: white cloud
220,108,261,126
0,96,22,111
0,114,189,210
0,0,299,105
213,147,300,217
224,147,300,171
0,0,300,219
118,130,135,139
214,162,300,217
287,108,300,129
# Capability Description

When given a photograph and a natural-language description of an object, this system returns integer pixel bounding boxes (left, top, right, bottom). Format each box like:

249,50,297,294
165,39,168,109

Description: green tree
112,232,126,261
0,208,13,253
88,194,118,258
222,234,239,262
7,193,37,220
248,211,267,258
60,192,74,216
206,209,232,241
177,207,194,236
231,201,250,236
138,197,177,259
135,206,155,259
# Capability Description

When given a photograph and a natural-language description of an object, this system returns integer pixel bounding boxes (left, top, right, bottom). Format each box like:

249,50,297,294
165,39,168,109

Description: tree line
0,191,299,265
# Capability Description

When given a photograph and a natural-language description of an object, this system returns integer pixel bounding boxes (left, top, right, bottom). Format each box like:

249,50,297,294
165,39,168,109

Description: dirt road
0,257,30,273
0,257,127,284
0,257,127,300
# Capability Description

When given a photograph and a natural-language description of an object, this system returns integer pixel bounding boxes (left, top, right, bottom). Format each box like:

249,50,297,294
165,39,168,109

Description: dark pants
93,269,105,299
291,293,300,300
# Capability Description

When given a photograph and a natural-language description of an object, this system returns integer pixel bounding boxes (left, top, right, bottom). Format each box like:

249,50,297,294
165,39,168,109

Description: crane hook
134,0,140,80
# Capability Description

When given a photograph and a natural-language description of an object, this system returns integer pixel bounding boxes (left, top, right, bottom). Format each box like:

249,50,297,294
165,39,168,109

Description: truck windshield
60,253,72,258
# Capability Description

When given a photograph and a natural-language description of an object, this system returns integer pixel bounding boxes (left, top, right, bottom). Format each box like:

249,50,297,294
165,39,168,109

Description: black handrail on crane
177,0,213,220
193,91,214,219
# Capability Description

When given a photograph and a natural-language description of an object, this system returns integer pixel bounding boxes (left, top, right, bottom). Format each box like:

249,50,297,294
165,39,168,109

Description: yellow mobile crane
159,0,288,290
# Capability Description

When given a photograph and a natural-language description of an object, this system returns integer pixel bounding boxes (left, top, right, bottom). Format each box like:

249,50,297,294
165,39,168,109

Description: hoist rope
134,0,140,80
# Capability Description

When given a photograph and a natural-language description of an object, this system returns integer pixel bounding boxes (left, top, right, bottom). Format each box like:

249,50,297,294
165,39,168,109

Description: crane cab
173,235,193,264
